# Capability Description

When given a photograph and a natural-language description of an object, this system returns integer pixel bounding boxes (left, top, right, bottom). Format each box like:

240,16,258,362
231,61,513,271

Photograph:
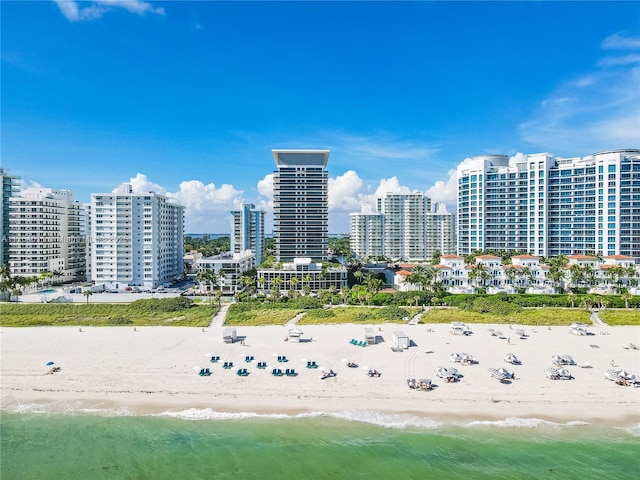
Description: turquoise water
1,410,638,479
37,289,59,294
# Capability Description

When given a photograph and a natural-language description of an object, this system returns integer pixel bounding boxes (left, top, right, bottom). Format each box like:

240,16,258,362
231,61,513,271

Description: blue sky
3,1,639,233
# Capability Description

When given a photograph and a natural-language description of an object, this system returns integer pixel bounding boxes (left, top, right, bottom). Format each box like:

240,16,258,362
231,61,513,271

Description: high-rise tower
272,149,329,262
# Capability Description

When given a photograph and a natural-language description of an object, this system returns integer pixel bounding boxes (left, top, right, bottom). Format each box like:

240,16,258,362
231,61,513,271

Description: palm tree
290,276,300,292
83,289,93,304
569,264,584,291
621,292,632,309
547,255,568,293
239,275,254,292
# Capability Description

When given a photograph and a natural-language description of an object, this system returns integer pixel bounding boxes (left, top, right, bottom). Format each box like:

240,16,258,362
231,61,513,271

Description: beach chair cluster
198,368,211,376
245,355,255,363
277,355,288,363
306,361,318,369
236,368,249,376
256,361,268,369
349,339,367,347
407,378,433,391
271,367,297,377
209,356,221,363
222,361,234,369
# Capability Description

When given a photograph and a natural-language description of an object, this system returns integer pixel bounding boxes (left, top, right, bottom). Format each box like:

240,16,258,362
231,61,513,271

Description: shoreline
2,323,639,428
3,391,639,429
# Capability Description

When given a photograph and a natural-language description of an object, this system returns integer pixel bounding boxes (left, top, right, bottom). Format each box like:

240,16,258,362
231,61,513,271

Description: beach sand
1,320,639,425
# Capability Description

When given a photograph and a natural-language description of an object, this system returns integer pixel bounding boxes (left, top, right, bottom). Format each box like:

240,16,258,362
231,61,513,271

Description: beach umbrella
46,361,55,366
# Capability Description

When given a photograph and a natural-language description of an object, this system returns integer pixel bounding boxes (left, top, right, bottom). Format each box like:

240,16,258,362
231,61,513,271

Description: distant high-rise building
90,183,185,289
349,203,384,259
456,149,640,257
8,187,85,281
1,168,21,266
426,202,456,257
377,193,431,260
230,203,265,266
272,149,329,262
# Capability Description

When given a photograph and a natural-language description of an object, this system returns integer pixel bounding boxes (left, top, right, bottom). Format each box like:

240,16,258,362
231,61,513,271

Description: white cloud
328,170,363,212
116,173,244,233
519,32,640,154
425,169,457,210
602,33,640,50
53,0,164,22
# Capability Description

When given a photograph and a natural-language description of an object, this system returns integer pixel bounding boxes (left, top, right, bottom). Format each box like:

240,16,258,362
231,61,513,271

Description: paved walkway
284,312,305,329
589,309,608,327
209,302,230,329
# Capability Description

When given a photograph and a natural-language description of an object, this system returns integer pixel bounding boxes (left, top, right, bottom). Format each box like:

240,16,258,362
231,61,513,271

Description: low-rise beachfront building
183,250,203,274
196,250,255,294
257,257,347,295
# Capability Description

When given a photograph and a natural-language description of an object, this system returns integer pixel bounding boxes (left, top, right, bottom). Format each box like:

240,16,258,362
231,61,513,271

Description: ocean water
1,406,638,479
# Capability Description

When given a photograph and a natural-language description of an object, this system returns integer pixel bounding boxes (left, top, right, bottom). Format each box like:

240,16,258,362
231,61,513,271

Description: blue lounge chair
210,356,220,363
237,368,249,376
199,368,211,376
286,369,297,377
245,355,254,363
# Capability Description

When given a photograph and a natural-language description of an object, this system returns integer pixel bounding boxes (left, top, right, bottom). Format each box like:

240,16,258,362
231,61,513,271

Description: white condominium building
349,203,384,259
426,202,456,257
377,193,431,261
90,183,185,289
8,187,85,281
272,149,329,262
230,203,265,266
457,149,640,258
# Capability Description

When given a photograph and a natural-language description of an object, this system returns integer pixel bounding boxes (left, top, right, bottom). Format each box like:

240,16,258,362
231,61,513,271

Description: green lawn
598,309,640,326
418,307,592,326
297,306,421,325
0,302,217,327
224,306,304,326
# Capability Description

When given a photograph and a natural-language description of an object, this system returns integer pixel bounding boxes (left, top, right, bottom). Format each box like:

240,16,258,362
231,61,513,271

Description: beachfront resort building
7,187,85,282
1,167,21,266
272,149,329,262
196,250,256,294
392,253,640,295
89,183,185,289
230,203,265,266
257,257,347,295
456,149,640,258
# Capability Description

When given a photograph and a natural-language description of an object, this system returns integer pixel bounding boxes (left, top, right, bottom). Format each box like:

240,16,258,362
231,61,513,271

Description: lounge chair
199,368,212,376
210,356,220,363
272,368,283,376
245,355,254,363
237,368,249,376
223,361,234,369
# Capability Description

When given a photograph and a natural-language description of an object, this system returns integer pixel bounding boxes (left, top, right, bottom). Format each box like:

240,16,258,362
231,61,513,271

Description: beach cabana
223,327,237,344
288,327,303,343
569,323,588,336
364,327,376,345
393,330,410,349
450,322,467,335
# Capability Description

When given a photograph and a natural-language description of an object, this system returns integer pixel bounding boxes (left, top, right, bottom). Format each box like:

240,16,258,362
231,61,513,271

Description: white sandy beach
1,319,639,426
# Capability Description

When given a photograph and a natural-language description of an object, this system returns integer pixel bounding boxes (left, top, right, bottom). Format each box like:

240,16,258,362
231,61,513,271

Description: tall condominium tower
272,149,329,262
456,149,640,257
349,203,384,259
90,183,185,289
8,187,85,280
426,202,456,256
377,193,431,260
1,168,21,266
230,203,266,266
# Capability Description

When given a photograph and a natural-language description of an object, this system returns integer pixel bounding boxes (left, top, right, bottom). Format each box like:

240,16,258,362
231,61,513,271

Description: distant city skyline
3,1,639,233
